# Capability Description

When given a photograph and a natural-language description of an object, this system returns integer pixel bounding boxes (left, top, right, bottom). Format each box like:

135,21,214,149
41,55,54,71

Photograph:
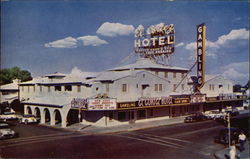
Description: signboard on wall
134,23,175,57
196,23,206,91
71,98,87,109
190,94,206,103
88,98,117,110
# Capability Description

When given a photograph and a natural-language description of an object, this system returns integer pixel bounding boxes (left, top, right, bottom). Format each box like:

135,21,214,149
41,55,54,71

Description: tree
0,67,32,85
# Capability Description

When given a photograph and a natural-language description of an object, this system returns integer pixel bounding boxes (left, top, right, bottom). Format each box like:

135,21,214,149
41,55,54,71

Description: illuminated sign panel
88,99,117,110
138,96,173,107
71,98,87,109
197,23,206,90
134,23,175,56
190,94,206,103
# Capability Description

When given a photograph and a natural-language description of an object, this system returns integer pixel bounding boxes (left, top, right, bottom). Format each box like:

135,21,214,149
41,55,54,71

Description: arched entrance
66,109,79,126
53,109,62,125
34,107,41,122
26,106,32,114
44,108,50,123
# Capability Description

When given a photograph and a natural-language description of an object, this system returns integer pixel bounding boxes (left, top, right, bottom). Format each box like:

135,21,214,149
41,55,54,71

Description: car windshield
3,112,15,115
0,124,9,129
23,114,35,117
211,111,220,114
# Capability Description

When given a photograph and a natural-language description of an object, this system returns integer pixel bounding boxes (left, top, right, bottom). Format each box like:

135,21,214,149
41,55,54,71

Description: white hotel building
18,58,243,127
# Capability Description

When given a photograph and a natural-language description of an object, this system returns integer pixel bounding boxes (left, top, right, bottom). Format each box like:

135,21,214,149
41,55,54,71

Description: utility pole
227,112,231,147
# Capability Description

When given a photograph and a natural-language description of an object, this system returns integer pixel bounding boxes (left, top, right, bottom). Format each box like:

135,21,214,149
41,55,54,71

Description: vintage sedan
0,112,18,121
204,110,226,120
19,114,39,124
0,123,18,140
184,113,208,123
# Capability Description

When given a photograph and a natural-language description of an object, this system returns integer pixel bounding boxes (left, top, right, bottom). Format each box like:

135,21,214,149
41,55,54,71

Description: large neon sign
134,23,175,57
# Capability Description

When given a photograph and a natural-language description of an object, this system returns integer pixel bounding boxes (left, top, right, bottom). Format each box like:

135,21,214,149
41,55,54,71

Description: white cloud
45,35,108,48
96,22,135,37
221,61,249,84
44,37,77,48
216,28,249,45
222,68,246,79
176,42,184,48
185,42,196,51
77,36,108,46
184,28,249,59
185,28,249,51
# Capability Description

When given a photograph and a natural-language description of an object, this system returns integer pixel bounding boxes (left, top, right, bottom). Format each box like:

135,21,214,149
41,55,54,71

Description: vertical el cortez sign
197,23,206,91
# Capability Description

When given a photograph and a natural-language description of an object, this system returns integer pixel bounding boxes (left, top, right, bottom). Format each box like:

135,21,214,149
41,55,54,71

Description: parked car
0,122,18,140
204,110,226,120
225,110,240,117
0,112,18,121
184,113,208,123
214,127,241,144
19,114,39,124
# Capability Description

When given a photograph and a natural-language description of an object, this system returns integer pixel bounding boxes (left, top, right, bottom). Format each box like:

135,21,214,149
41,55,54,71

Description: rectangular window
164,72,168,78
148,109,153,117
154,84,158,91
48,86,51,92
212,84,215,91
33,86,35,92
77,85,81,92
55,86,61,91
106,84,109,92
21,86,24,92
173,84,177,92
228,84,230,90
159,84,163,91
181,84,184,90
40,86,42,92
155,71,159,76
209,84,211,90
173,72,176,78
137,110,146,119
65,85,72,91
27,86,30,92
122,84,127,92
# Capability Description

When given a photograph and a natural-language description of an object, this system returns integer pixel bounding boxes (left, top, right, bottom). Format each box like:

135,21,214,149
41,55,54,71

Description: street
0,119,227,159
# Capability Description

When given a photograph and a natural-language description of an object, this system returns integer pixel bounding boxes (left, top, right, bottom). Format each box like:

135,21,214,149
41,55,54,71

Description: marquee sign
134,23,175,56
197,23,206,90
88,98,117,110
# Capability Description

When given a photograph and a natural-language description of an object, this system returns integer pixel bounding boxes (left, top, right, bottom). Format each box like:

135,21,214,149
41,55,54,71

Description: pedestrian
229,140,237,159
238,131,246,151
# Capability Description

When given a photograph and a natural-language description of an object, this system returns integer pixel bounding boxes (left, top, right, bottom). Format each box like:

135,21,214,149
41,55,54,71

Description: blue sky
1,0,249,85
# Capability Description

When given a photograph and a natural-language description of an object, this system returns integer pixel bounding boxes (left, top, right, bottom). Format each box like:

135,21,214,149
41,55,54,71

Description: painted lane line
0,134,87,148
137,133,193,144
127,133,185,148
2,132,78,144
1,132,75,143
170,125,223,137
115,134,184,149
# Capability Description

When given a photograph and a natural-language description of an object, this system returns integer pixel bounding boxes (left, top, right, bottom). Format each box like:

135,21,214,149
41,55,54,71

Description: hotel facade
18,58,245,128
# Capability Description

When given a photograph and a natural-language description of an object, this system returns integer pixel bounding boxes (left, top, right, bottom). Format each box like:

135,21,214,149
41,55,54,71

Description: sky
1,0,249,85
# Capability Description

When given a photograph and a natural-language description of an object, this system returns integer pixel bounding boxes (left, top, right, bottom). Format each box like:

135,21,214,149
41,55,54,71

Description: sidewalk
214,140,249,159
65,116,186,134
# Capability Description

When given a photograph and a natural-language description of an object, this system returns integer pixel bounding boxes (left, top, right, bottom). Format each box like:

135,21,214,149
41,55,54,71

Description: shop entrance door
129,110,135,123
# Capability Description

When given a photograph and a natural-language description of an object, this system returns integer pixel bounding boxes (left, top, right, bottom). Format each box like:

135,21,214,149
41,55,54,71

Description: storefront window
137,110,146,119
118,112,126,121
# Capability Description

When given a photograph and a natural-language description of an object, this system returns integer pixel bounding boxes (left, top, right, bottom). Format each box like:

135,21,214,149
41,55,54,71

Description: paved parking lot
1,119,226,159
